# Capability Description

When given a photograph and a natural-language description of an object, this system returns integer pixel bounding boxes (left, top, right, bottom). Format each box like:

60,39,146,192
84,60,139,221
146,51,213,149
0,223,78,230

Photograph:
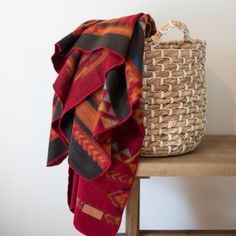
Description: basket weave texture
140,20,207,157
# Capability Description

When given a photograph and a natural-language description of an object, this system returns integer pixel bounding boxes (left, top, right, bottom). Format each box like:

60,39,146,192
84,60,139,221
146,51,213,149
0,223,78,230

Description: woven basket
140,19,207,157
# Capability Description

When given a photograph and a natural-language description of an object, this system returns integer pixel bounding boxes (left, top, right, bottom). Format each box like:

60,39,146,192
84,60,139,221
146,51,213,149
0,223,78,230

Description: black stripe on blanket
68,136,102,179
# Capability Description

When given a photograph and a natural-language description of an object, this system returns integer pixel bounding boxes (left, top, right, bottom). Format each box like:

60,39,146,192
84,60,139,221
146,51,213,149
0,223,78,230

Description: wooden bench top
137,135,236,177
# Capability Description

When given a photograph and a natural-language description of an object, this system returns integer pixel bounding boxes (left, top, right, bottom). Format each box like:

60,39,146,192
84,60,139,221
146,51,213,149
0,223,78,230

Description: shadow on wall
176,56,236,228
205,66,235,134
140,177,236,230
177,177,236,229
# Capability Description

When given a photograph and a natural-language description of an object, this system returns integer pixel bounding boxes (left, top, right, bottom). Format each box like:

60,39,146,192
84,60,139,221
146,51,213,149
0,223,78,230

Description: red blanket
47,13,156,236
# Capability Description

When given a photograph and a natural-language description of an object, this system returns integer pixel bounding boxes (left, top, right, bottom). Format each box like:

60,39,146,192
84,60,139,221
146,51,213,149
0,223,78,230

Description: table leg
125,177,140,236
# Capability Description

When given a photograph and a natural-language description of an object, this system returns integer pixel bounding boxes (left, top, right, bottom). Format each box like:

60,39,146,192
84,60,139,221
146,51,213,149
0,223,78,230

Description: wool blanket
47,13,156,236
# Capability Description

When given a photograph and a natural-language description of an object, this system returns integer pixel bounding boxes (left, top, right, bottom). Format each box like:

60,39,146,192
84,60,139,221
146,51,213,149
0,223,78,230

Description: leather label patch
82,204,104,220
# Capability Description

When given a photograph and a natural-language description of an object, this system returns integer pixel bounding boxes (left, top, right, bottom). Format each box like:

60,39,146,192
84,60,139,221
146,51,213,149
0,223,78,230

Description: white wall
0,0,236,235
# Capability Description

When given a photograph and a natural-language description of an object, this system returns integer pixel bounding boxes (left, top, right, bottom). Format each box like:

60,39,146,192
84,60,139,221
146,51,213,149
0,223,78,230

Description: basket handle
151,19,194,44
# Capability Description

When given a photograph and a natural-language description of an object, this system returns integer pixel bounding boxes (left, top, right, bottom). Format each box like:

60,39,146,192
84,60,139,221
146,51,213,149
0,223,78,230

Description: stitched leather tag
82,204,104,220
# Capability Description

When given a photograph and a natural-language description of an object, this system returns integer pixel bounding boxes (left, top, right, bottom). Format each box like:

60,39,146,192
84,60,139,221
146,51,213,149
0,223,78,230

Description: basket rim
145,37,207,46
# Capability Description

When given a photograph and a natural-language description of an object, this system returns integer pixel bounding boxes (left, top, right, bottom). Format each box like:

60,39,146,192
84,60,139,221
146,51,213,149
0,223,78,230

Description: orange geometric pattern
86,26,133,38
128,163,137,174
125,56,143,104
105,170,133,185
49,127,59,141
108,190,129,209
74,100,98,132
103,213,121,225
132,102,143,126
72,122,109,170
74,50,108,82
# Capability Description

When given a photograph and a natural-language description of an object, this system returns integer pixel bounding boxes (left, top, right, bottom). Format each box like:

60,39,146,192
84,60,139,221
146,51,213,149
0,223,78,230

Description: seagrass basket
140,19,207,157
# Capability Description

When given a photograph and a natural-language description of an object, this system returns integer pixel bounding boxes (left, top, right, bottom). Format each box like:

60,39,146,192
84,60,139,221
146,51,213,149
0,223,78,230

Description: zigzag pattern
105,170,133,184
49,127,59,141
132,102,143,125
72,123,109,170
96,87,119,130
103,213,121,225
107,190,129,209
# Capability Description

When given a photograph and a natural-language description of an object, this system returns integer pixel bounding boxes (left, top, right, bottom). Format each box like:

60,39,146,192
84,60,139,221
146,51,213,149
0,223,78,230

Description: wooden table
118,135,236,236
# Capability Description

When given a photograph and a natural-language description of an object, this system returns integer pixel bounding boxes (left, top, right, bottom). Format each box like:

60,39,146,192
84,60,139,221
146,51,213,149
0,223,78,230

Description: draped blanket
47,13,156,236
